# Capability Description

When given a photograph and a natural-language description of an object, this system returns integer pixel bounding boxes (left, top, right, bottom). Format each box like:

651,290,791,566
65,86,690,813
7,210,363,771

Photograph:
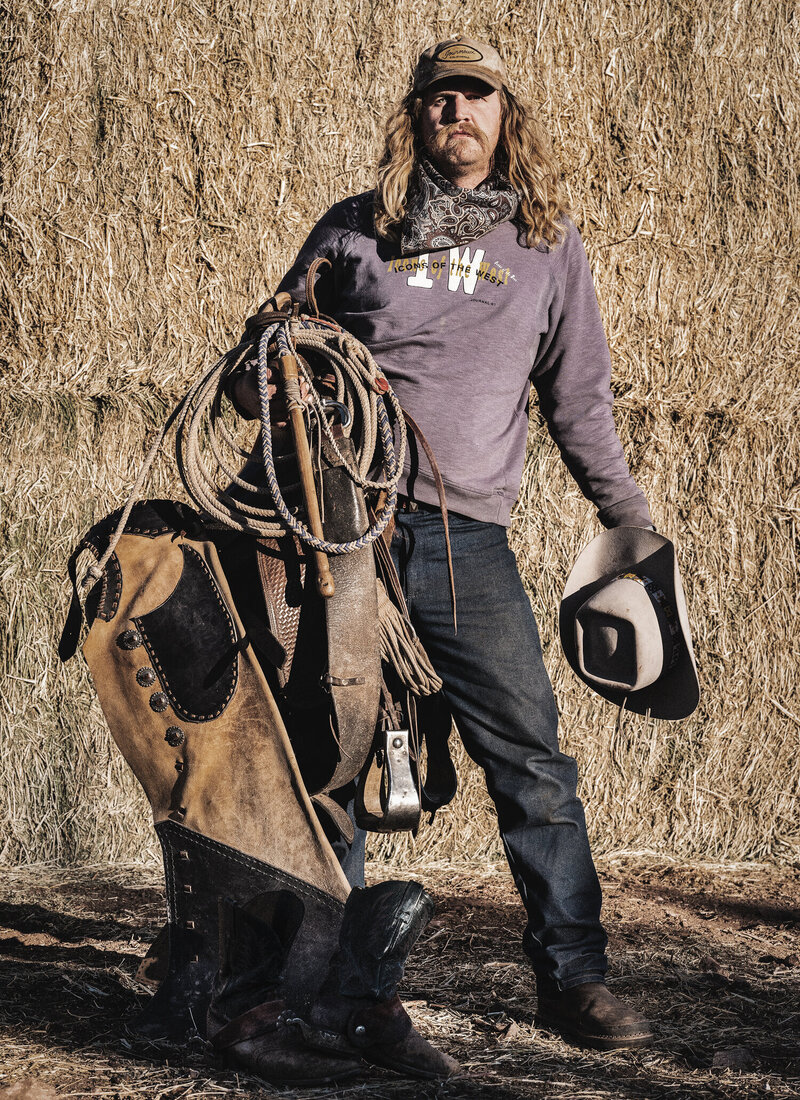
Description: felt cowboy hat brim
560,527,699,720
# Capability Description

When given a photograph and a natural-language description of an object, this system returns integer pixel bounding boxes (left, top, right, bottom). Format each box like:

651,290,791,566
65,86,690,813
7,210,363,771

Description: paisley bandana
400,157,520,255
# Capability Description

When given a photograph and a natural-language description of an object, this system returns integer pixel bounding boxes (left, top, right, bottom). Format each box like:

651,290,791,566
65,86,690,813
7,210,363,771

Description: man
233,36,654,1051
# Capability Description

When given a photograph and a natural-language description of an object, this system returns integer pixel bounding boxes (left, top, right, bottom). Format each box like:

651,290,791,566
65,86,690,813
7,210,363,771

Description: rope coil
82,309,407,585
256,320,406,554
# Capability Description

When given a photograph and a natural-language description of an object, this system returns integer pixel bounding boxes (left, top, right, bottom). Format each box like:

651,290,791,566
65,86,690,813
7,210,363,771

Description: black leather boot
207,898,362,1085
301,881,459,1079
536,978,654,1050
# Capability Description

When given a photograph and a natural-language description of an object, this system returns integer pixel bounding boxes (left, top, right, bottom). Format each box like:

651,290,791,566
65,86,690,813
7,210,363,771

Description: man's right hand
231,363,262,420
231,359,310,425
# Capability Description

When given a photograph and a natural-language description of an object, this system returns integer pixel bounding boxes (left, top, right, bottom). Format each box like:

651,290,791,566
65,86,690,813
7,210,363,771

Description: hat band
617,572,682,671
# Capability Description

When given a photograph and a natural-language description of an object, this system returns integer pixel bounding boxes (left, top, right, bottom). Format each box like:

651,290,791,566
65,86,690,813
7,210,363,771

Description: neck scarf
400,157,520,255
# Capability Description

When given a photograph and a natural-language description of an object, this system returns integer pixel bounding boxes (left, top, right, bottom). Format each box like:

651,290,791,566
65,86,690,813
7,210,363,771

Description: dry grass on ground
0,857,798,1099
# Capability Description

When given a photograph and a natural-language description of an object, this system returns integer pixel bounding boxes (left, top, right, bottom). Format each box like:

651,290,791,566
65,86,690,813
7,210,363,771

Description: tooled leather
134,545,239,723
257,539,305,689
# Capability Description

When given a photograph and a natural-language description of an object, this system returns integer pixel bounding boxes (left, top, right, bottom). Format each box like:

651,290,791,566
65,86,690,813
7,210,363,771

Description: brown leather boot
301,881,459,1080
206,900,362,1085
211,1000,363,1086
535,979,654,1051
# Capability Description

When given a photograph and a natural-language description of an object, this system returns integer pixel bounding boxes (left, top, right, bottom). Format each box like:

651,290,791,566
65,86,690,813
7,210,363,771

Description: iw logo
388,247,511,295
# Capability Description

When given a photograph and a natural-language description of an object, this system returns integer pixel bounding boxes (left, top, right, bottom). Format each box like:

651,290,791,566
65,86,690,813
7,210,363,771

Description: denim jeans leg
324,781,367,888
392,509,608,988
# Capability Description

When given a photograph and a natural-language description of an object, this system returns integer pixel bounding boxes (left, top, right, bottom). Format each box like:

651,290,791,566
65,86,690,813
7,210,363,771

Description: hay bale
1,0,797,865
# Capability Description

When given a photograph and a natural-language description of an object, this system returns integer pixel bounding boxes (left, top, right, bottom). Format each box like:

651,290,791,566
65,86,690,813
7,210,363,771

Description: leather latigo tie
400,157,519,254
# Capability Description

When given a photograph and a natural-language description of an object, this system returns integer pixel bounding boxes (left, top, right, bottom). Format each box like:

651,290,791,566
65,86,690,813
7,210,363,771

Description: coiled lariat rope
75,305,451,694
255,318,406,554
81,311,407,588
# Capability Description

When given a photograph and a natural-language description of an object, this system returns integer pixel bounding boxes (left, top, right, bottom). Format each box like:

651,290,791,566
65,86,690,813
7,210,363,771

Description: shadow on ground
0,859,798,1099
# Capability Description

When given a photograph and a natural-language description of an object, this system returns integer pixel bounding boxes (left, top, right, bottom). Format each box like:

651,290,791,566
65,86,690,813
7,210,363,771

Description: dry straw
1,0,797,867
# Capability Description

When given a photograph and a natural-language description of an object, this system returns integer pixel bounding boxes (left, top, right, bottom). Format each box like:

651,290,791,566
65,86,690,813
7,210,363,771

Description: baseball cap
412,36,507,95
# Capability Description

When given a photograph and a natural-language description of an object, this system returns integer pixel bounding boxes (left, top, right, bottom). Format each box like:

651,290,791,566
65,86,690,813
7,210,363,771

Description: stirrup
354,727,421,833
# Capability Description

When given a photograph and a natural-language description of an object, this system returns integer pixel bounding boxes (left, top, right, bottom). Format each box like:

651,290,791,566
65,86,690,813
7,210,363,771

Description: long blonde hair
375,87,569,249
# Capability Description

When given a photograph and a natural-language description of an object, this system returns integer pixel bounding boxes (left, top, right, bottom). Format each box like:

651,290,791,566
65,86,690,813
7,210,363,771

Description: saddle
59,296,458,1070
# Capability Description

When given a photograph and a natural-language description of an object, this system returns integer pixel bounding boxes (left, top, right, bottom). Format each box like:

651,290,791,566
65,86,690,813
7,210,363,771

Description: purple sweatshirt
277,192,652,529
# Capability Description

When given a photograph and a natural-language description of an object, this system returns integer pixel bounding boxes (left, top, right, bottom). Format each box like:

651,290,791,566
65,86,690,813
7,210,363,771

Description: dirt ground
0,856,798,1099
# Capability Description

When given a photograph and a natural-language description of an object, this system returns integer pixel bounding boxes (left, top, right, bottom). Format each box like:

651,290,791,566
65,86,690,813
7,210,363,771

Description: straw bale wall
1,0,797,866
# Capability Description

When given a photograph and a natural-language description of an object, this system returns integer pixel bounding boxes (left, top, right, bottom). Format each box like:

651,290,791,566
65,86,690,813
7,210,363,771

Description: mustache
430,121,492,153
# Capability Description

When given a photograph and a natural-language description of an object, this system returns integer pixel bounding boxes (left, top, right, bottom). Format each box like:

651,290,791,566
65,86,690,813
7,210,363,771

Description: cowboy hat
560,527,699,720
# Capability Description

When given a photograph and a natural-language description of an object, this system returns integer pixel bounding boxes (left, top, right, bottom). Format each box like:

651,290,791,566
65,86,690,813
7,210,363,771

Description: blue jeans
335,508,608,989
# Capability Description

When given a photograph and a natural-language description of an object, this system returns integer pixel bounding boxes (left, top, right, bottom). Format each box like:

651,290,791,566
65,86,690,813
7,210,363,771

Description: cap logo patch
437,44,483,62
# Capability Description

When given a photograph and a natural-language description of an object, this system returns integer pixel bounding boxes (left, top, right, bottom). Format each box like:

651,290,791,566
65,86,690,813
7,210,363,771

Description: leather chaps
62,499,357,1038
